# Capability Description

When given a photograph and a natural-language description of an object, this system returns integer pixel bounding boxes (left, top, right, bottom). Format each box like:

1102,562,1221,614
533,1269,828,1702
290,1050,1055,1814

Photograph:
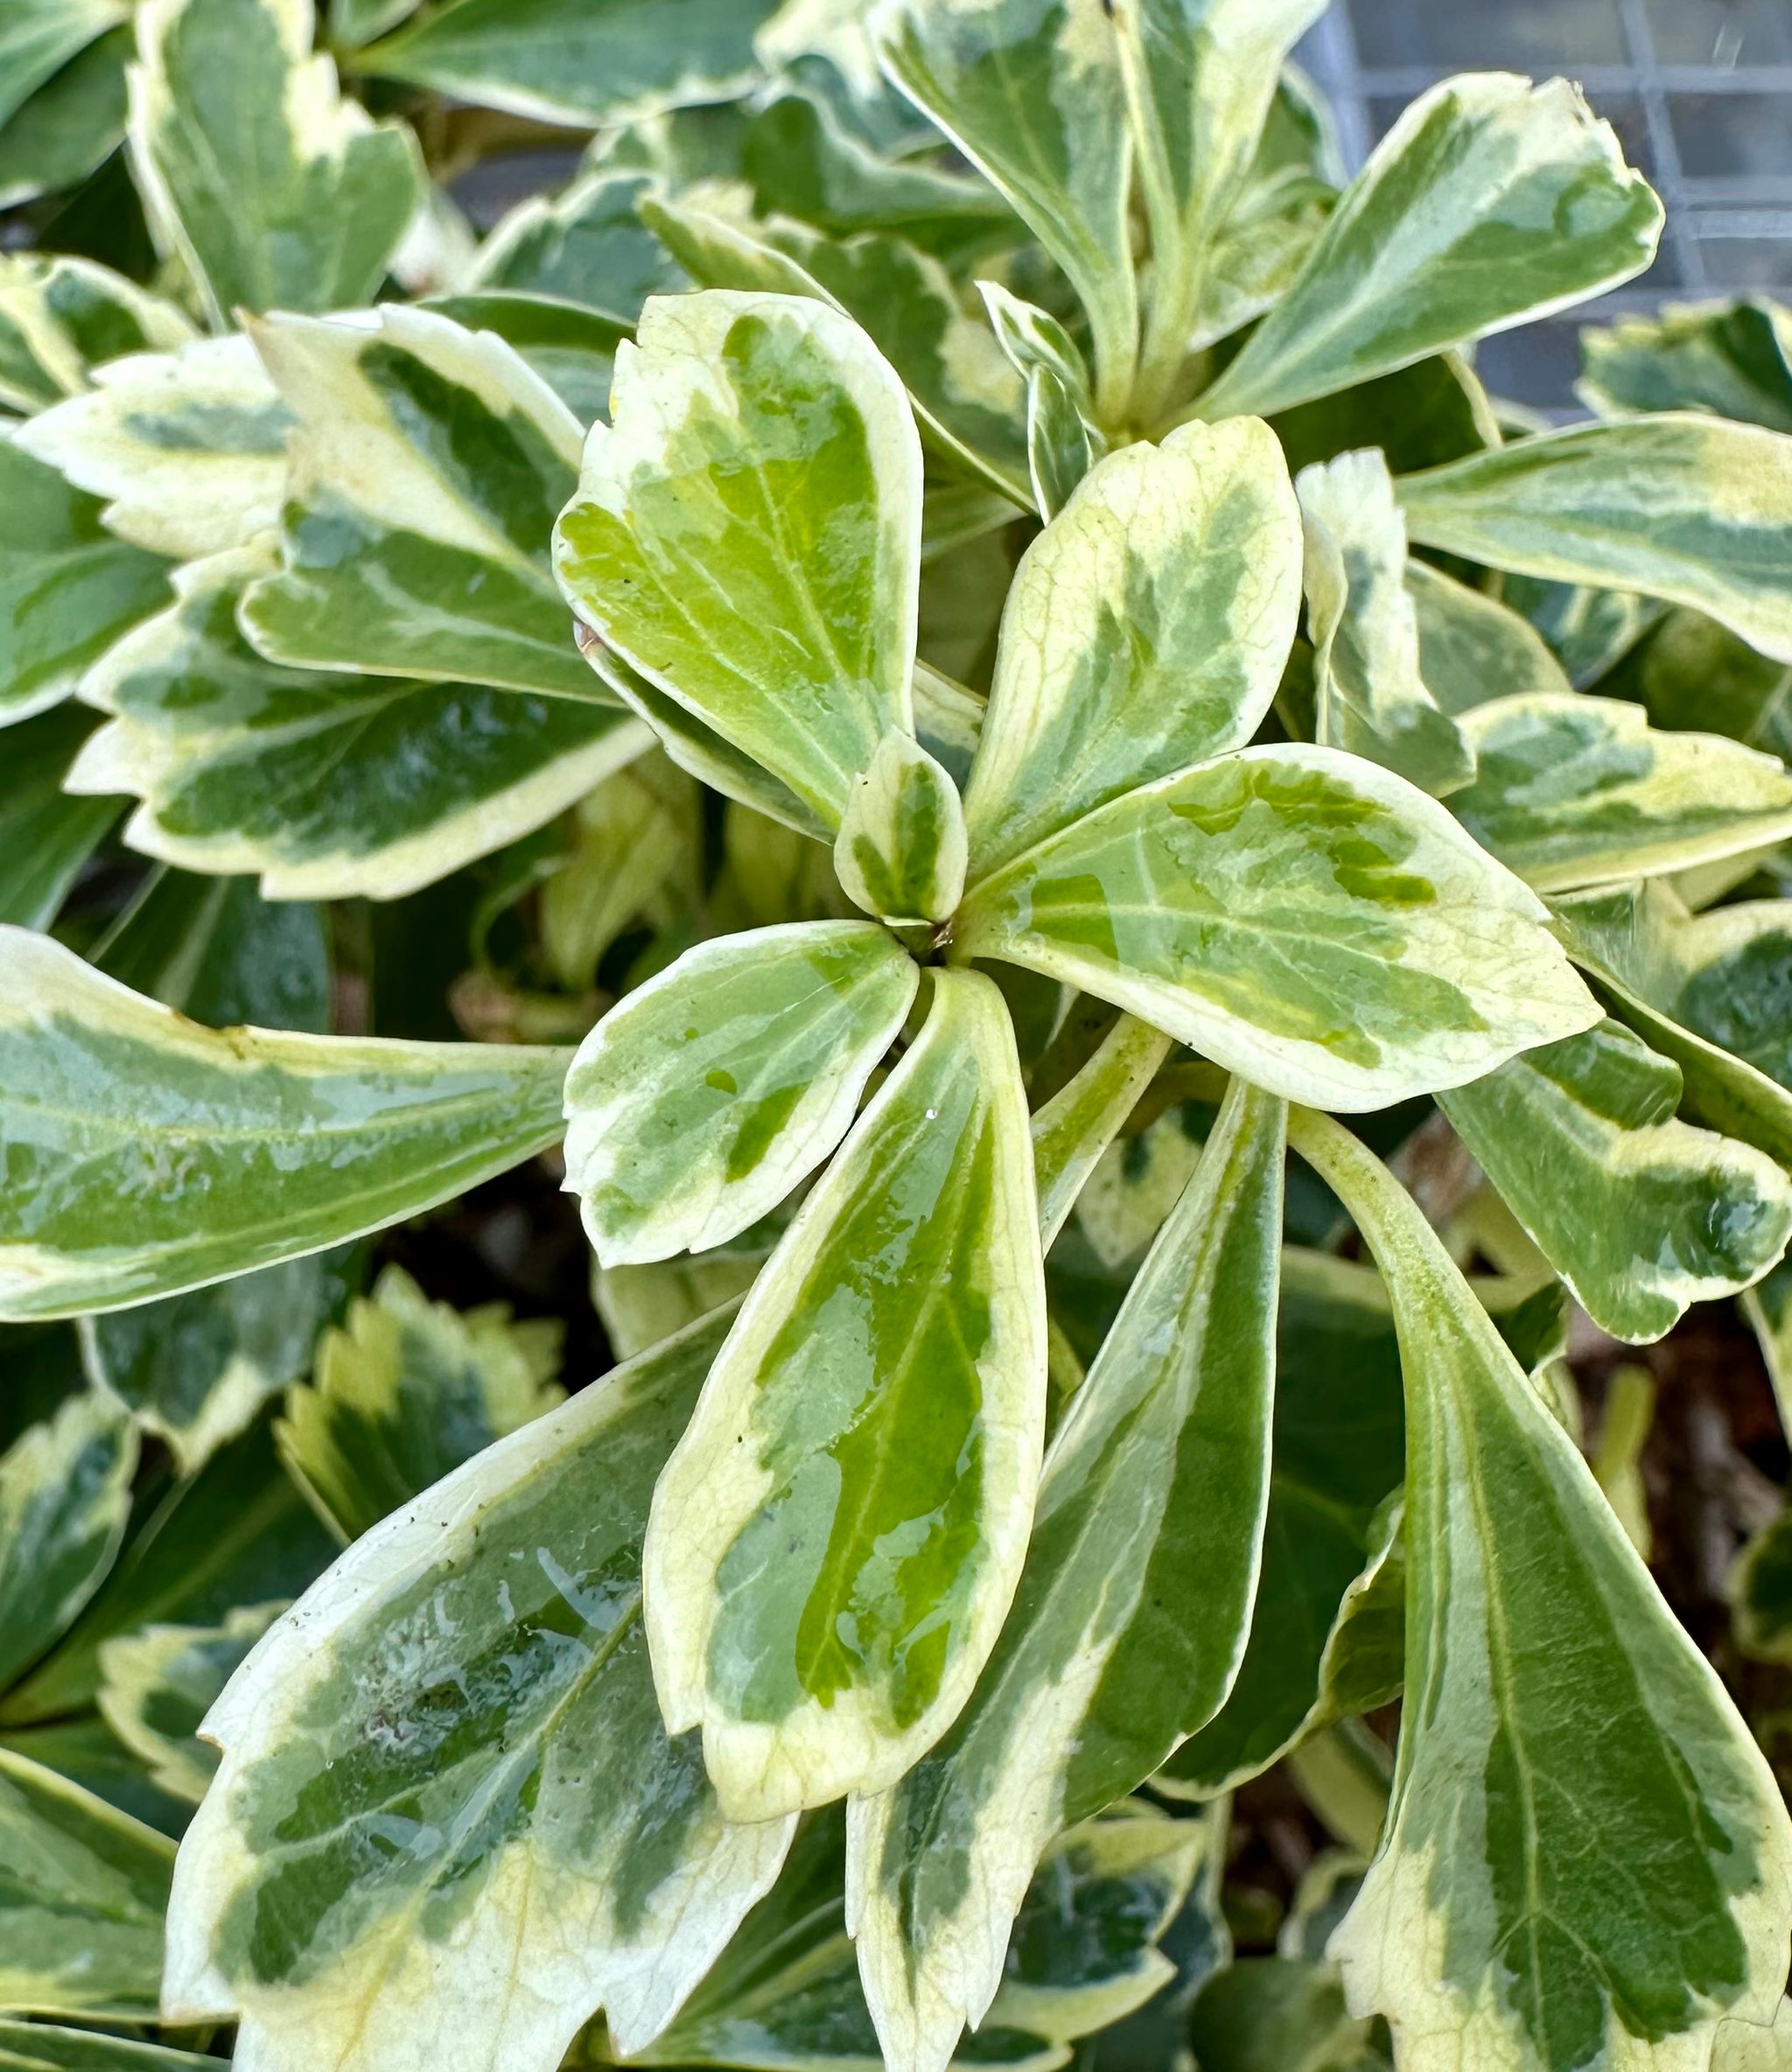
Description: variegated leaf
564,921,917,1267
13,334,291,563
354,0,779,127
873,0,1138,424
1450,692,1792,892
277,1264,564,1542
130,0,424,326
1715,2000,1792,2072
643,968,1046,1820
0,1419,336,1729
96,1603,282,1804
1030,1013,1173,1252
1110,0,1325,420
1295,1110,1792,2072
422,291,629,430
0,254,193,414
1297,449,1474,795
240,305,600,701
1404,557,1574,715
0,706,117,929
1553,879,1792,1167
1440,1018,1792,1342
0,0,128,132
1400,415,1792,665
555,290,922,828
73,546,649,900
0,1390,136,1691
0,1751,173,2020
639,194,1032,507
834,728,967,922
162,1308,796,2072
0,2020,219,2072
953,744,1600,1110
470,168,685,326
1580,300,1792,435
0,927,571,1319
851,1079,1283,2072
1197,74,1661,424
961,416,1302,876
0,26,133,212
0,433,169,727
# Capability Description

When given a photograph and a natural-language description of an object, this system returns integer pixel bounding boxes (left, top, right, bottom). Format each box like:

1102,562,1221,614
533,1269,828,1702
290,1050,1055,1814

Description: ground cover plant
7,2,1792,2069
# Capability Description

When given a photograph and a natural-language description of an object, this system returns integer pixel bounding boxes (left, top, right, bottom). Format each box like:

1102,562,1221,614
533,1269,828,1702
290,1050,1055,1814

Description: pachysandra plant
5,1,1792,2070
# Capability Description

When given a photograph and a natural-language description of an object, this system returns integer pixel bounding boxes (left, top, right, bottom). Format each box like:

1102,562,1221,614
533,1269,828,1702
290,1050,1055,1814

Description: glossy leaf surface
0,928,571,1319
14,334,290,563
0,435,169,728
163,1309,796,2072
961,416,1302,876
1450,691,1792,892
74,547,648,900
0,254,193,414
1441,1018,1792,1342
1298,1112,1792,2072
0,1391,136,1691
954,744,1599,1110
241,305,598,700
0,706,116,930
1297,448,1474,795
564,922,917,1267
276,1264,564,1542
834,729,967,922
1400,414,1792,664
97,1603,281,1803
555,290,922,828
874,0,1138,422
851,1080,1284,2072
1198,74,1660,423
644,969,1046,1820
130,0,424,326
0,1751,173,2019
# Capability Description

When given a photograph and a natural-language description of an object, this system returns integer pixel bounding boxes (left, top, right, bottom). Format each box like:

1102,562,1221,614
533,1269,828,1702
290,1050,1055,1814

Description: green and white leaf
0,0,128,131
637,192,1032,508
0,2020,220,2072
539,753,700,992
13,334,291,563
953,743,1600,1110
0,1390,136,1691
1197,74,1661,423
961,416,1302,876
643,968,1046,1820
1030,1012,1173,1252
84,1250,352,1474
163,1308,796,2072
470,168,686,326
0,24,132,210
555,290,922,828
1297,448,1474,795
1110,0,1325,416
1580,299,1792,435
277,1263,564,1542
73,546,649,900
1400,414,1792,665
130,0,424,326
0,254,193,415
421,291,629,430
0,927,572,1319
851,1079,1283,2072
240,305,600,701
873,0,1138,424
835,728,967,922
1715,2000,1792,2072
0,435,170,727
354,0,779,128
1151,1250,1404,1797
0,1750,174,2020
0,1419,336,1728
96,1603,283,1803
1448,691,1792,892
564,922,917,1267
0,706,117,929
1295,1110,1792,2072
1405,557,1574,716
1553,879,1792,1166
1439,1018,1792,1342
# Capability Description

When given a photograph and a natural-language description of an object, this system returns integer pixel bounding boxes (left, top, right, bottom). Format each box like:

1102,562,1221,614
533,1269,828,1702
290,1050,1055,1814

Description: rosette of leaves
6,4,1792,2072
